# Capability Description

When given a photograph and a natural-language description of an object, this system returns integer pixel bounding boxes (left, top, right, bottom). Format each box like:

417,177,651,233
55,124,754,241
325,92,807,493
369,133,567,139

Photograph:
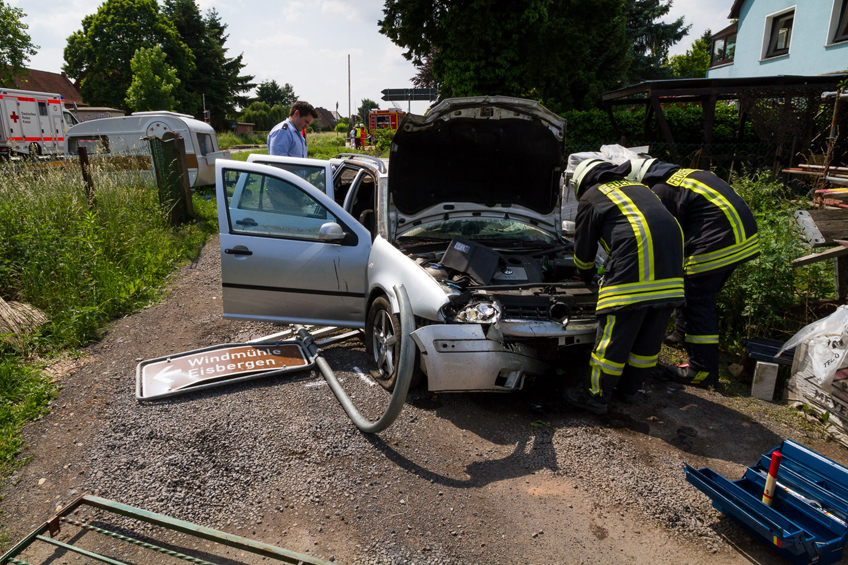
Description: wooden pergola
602,74,846,165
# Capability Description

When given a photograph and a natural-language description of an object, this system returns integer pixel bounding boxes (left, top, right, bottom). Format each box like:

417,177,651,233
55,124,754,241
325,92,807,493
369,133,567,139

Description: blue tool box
685,439,848,565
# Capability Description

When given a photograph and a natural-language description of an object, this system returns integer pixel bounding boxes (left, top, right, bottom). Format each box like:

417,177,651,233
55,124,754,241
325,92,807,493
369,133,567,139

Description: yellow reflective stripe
600,238,611,254
685,237,760,275
574,255,595,270
597,290,686,310
686,234,759,266
627,352,658,368
591,353,626,375
679,177,746,243
691,371,712,384
589,365,602,396
685,334,719,344
597,278,685,310
599,278,684,298
599,184,654,281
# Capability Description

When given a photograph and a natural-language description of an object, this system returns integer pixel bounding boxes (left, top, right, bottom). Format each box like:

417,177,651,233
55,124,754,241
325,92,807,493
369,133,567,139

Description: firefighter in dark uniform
565,159,686,415
628,158,759,388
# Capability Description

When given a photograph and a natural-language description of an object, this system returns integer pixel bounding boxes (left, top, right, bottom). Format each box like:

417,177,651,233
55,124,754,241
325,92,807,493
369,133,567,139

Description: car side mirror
318,222,346,242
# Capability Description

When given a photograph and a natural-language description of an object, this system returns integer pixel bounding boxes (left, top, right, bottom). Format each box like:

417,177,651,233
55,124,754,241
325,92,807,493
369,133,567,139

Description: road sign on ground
138,343,310,399
381,88,437,102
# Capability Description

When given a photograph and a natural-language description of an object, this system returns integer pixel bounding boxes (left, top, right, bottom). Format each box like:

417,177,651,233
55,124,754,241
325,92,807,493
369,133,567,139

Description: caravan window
196,133,215,156
68,136,111,155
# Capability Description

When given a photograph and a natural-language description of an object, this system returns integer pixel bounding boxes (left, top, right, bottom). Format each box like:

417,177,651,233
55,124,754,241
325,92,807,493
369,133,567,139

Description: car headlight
456,302,501,323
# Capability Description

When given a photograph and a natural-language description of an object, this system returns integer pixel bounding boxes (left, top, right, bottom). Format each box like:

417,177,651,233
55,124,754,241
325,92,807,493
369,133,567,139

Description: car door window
255,162,327,194
223,169,337,240
334,167,360,206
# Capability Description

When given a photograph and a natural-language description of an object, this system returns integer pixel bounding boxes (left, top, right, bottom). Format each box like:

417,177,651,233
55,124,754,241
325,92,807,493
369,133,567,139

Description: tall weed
0,161,214,472
717,177,834,351
0,164,212,349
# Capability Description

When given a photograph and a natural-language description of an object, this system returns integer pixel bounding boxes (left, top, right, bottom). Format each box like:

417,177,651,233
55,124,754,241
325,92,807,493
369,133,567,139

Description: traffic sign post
381,88,438,112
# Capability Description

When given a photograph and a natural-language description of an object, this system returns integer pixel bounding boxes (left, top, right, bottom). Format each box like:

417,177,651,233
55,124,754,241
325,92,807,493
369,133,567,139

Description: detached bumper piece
685,439,848,565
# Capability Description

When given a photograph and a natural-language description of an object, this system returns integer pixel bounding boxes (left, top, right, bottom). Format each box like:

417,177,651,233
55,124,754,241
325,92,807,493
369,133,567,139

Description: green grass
217,131,267,149
0,357,56,475
227,131,387,162
0,161,216,474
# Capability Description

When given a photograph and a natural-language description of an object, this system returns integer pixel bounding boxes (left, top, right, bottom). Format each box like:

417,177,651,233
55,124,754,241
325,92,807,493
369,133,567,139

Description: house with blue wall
707,0,848,78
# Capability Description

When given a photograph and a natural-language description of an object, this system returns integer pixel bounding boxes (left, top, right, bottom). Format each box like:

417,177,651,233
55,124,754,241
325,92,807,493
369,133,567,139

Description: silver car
215,96,598,393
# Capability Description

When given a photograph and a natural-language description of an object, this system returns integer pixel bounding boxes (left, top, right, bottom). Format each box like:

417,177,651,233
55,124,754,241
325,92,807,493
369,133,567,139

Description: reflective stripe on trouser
586,306,675,400
675,267,735,373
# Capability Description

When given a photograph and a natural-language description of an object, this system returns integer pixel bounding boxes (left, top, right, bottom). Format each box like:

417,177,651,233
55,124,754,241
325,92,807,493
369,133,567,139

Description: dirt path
2,236,847,564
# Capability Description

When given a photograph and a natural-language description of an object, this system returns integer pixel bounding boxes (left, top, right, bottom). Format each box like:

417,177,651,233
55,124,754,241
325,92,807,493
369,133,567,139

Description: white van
64,111,230,187
0,88,79,158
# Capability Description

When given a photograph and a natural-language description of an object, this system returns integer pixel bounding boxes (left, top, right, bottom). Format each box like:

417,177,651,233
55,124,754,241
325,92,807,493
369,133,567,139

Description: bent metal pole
294,284,415,433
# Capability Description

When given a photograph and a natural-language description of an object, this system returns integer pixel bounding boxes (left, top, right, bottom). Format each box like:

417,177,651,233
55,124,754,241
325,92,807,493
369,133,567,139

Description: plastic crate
685,439,848,565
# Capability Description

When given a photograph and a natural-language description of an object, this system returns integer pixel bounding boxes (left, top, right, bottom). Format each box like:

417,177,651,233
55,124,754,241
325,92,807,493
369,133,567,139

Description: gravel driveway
3,236,847,565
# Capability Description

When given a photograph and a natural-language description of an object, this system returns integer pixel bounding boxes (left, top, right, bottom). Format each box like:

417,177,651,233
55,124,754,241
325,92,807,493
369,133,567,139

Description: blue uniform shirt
267,118,307,157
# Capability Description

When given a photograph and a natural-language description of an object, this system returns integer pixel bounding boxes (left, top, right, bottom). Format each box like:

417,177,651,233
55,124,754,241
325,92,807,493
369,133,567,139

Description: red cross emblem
9,112,19,123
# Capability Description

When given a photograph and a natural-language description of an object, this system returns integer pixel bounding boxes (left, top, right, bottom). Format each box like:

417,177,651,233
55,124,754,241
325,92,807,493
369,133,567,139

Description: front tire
365,296,422,392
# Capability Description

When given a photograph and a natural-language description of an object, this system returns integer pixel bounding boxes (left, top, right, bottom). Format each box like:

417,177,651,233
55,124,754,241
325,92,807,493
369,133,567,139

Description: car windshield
399,218,555,243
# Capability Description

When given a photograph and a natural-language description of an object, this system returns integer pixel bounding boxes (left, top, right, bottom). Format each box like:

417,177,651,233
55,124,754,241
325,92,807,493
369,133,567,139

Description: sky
16,0,732,118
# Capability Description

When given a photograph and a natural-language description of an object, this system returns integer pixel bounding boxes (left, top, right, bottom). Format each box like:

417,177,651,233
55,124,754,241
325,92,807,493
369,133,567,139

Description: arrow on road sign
153,366,183,384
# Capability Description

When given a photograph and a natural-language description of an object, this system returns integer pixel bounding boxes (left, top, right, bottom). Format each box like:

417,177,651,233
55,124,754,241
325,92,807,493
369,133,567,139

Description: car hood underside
389,96,565,217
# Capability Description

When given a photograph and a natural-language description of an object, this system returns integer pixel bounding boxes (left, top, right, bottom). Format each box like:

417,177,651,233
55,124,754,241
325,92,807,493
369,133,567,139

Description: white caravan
64,111,230,187
0,89,79,158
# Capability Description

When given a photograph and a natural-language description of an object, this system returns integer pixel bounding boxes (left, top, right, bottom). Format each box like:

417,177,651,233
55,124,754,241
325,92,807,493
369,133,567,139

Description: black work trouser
674,267,735,373
586,305,675,402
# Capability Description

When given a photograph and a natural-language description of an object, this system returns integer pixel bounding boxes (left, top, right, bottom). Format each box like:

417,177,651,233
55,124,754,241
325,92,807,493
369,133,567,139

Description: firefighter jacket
574,180,686,315
649,169,759,277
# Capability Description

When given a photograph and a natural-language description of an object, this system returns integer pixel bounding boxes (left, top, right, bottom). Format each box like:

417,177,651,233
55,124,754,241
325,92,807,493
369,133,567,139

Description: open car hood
389,96,565,220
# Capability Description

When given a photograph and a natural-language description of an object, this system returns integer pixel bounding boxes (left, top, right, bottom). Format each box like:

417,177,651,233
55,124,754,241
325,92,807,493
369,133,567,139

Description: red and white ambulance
0,88,79,158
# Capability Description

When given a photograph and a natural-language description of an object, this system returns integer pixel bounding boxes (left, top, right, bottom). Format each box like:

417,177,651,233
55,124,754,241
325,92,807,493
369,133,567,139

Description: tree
125,46,180,112
380,0,630,111
624,0,690,83
0,1,38,88
357,99,379,124
256,80,297,108
161,1,255,129
239,101,287,131
63,0,194,112
667,29,712,79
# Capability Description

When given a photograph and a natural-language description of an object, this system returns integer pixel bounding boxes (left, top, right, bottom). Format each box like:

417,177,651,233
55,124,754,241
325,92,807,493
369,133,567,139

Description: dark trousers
586,305,675,401
675,267,735,373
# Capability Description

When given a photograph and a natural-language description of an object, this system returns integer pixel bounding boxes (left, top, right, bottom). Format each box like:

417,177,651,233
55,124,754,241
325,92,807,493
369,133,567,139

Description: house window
834,0,848,43
709,23,737,68
765,10,794,58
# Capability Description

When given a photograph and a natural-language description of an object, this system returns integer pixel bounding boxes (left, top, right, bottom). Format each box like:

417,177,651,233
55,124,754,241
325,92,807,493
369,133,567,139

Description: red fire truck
368,109,406,133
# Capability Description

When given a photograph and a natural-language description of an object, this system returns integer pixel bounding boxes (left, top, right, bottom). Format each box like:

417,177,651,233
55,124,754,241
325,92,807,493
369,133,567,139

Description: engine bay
399,236,597,325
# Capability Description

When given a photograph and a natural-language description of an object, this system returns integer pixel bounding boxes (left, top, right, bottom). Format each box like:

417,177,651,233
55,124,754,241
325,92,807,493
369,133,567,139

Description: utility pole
348,54,351,126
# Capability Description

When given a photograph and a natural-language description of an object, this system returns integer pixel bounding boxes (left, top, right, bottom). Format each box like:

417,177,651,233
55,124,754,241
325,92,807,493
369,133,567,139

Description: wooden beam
701,93,717,169
650,97,678,162
792,243,848,267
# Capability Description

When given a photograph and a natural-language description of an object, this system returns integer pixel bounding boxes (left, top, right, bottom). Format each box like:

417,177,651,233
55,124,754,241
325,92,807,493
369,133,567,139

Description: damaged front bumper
410,319,597,392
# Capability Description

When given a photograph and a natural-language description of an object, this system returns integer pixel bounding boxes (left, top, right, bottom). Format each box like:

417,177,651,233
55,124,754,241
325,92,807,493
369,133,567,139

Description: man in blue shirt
267,101,319,157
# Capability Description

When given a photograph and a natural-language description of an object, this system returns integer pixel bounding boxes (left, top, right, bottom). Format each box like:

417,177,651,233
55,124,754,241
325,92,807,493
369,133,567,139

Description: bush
374,128,396,152
716,177,834,351
563,104,753,151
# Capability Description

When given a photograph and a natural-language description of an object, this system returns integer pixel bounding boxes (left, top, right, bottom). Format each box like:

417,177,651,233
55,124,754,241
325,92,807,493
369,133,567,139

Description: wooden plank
838,254,848,301
792,244,848,267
